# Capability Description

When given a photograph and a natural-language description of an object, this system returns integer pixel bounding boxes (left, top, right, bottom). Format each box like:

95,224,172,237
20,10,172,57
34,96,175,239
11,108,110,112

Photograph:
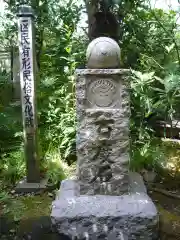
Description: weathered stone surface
15,178,48,194
55,179,80,199
129,171,147,194
86,37,121,69
56,172,147,199
75,69,130,195
75,69,130,124
51,180,159,240
51,37,159,240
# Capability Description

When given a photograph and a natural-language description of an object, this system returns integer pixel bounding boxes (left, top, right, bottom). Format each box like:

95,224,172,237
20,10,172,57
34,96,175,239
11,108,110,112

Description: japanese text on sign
19,18,34,127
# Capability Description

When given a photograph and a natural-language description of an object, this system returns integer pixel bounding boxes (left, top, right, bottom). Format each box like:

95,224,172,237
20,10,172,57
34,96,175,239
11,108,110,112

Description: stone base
15,178,48,194
51,173,159,240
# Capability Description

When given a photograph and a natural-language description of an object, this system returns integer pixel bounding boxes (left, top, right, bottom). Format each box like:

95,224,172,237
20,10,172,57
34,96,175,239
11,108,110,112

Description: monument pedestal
51,173,159,240
51,37,159,239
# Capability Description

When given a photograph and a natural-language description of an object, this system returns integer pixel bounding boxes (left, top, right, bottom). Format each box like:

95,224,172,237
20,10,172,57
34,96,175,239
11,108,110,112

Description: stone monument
51,37,159,239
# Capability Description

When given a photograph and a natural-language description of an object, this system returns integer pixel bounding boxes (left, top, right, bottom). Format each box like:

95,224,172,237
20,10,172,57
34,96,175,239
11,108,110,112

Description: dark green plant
0,190,11,205
130,68,180,170
1,0,180,181
0,150,25,185
130,138,165,171
41,79,76,161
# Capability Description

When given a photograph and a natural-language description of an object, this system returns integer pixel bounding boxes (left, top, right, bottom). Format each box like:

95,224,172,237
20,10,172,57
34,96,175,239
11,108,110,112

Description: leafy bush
43,150,75,185
39,78,76,162
0,190,11,205
1,0,180,184
130,69,180,170
0,150,25,185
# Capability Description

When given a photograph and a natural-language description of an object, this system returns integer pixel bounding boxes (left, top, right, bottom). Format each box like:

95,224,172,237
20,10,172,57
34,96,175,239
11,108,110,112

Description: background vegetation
0,0,180,190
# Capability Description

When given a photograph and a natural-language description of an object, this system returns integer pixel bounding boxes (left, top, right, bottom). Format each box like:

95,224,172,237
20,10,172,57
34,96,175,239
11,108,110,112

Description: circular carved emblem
90,79,116,107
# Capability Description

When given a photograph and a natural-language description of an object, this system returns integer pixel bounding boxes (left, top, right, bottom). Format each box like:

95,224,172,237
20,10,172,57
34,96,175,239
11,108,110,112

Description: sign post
16,5,46,192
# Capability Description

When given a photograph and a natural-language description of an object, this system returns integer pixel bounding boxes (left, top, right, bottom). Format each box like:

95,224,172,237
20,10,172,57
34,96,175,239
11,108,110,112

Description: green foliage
0,150,25,185
0,190,11,205
35,0,85,163
38,76,76,160
0,104,22,154
130,68,180,170
130,139,165,171
1,0,180,184
0,0,84,185
38,35,83,162
124,3,180,171
43,150,75,185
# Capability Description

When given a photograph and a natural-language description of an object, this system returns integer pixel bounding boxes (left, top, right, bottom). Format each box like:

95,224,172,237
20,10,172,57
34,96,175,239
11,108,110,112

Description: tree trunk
84,0,99,40
84,0,119,42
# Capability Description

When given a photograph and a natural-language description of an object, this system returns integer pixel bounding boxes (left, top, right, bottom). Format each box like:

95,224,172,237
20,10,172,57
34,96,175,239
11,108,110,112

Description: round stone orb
86,37,121,69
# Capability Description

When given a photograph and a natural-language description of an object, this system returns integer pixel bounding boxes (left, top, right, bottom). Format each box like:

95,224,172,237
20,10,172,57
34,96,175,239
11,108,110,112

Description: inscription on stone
88,78,117,108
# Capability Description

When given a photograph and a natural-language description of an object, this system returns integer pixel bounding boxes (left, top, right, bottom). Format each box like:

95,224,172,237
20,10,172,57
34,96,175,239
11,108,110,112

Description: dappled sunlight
161,139,180,176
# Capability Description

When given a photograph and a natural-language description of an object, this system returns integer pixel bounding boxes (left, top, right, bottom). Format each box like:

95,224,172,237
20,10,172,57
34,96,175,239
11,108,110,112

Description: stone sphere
86,37,120,69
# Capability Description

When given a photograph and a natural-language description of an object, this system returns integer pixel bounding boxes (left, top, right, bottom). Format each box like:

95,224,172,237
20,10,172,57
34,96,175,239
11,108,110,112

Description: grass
0,147,76,224
1,193,52,222
1,136,180,239
131,137,180,179
0,192,54,239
